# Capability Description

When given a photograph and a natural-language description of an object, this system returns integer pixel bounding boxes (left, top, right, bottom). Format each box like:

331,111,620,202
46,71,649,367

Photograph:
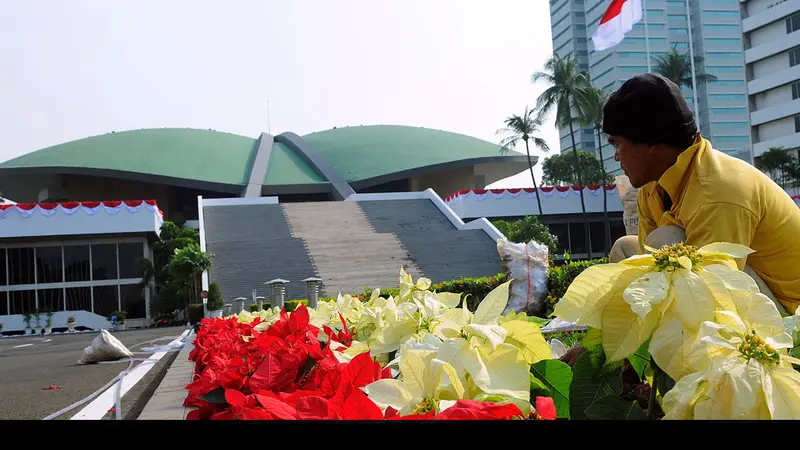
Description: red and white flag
591,0,643,51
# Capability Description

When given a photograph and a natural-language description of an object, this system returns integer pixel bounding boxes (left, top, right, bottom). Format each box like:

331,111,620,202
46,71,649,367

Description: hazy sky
0,0,559,187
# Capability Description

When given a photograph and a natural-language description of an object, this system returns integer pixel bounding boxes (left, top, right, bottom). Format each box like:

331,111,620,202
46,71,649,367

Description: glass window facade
0,239,148,318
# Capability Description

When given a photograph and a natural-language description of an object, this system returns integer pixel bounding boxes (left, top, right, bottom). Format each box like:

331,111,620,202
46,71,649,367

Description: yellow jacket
637,136,800,314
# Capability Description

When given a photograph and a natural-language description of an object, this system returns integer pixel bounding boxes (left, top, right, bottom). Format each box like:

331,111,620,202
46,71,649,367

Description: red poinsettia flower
213,389,273,420
432,400,525,420
533,397,557,420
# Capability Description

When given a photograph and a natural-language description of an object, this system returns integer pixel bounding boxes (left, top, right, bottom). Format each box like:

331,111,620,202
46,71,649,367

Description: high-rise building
742,0,800,165
548,0,753,176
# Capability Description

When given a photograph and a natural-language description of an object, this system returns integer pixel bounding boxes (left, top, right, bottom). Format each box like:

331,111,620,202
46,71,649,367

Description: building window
711,93,746,100
0,249,5,286
36,246,63,284
8,248,35,285
792,81,800,100
708,52,741,59
1,239,148,316
670,28,689,35
705,38,742,45
711,107,748,114
711,80,745,86
669,14,687,20
703,10,739,17
66,287,91,312
118,243,143,279
705,24,739,32
713,121,749,129
93,285,119,318
715,135,750,143
796,115,800,133
787,13,800,34
708,66,744,73
791,46,800,67
666,1,684,7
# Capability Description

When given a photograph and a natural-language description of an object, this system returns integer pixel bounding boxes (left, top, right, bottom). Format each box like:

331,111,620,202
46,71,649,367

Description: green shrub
107,311,127,324
249,303,259,312
432,273,509,311
492,215,559,256
207,282,224,311
284,300,308,312
187,303,205,325
545,257,608,315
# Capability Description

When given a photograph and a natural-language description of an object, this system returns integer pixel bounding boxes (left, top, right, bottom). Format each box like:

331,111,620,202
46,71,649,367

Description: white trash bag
496,237,549,315
78,329,134,365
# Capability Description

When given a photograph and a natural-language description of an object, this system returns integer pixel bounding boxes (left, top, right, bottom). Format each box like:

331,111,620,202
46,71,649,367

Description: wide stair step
282,202,425,297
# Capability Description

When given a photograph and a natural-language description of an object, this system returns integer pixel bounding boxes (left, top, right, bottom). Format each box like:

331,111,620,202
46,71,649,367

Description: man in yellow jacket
605,73,800,315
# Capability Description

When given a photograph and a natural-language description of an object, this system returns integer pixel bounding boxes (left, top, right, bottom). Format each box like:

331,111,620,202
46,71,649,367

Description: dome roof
0,125,527,192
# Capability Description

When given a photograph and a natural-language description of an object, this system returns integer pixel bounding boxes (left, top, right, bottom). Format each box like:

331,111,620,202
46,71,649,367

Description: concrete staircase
358,199,501,282
203,204,317,302
282,201,424,297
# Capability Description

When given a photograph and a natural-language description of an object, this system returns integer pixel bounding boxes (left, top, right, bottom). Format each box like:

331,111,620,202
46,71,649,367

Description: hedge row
279,258,607,318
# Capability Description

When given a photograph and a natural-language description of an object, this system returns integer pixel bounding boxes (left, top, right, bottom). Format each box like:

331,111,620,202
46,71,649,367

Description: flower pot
67,323,76,332
209,310,223,319
24,328,32,336
44,326,52,335
34,327,43,335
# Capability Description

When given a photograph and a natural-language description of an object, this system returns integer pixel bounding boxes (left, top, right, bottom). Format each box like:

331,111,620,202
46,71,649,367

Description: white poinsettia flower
662,293,800,420
363,348,465,416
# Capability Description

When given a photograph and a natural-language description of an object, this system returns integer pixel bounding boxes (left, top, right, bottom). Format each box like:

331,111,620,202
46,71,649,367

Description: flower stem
647,360,661,420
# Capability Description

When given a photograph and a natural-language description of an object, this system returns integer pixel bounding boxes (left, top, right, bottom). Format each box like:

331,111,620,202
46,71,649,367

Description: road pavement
0,327,190,420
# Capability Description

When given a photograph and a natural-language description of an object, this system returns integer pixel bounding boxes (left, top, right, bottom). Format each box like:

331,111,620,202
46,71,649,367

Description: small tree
542,151,613,186
758,147,797,188
168,243,213,310
207,282,224,312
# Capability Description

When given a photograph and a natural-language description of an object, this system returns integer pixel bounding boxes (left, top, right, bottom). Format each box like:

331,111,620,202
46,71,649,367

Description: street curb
137,333,196,420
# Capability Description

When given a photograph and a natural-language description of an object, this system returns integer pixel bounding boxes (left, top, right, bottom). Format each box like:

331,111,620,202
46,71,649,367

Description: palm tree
578,86,612,256
652,46,717,89
497,106,550,217
532,53,592,258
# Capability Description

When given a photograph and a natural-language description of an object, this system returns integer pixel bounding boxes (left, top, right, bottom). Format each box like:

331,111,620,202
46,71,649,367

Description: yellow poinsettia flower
398,266,433,304
553,242,756,367
363,348,466,416
662,292,800,420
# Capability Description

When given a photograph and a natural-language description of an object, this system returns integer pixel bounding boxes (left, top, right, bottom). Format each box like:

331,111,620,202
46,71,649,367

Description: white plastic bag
496,237,549,315
616,175,639,236
78,329,134,365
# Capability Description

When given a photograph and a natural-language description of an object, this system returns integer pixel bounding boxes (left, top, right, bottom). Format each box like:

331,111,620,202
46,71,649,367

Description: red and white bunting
444,185,619,203
0,200,163,219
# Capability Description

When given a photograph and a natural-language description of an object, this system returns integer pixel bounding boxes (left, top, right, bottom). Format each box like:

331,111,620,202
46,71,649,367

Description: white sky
0,0,560,188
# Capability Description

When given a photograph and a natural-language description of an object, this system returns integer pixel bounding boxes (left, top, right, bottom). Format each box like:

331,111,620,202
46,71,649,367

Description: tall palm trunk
568,116,591,259
596,126,611,257
524,138,544,217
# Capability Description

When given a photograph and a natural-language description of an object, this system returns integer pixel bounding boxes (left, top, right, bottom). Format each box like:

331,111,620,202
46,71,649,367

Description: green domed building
0,125,531,222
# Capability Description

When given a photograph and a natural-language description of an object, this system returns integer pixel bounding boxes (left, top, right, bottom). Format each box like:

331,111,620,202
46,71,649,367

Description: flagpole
685,0,700,123
644,0,651,72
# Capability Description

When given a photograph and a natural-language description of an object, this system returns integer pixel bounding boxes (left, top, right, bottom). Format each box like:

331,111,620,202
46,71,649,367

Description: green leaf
570,351,622,420
530,359,573,419
530,373,551,399
792,346,800,359
584,395,647,420
200,386,227,404
527,316,551,326
582,327,603,350
627,339,651,381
